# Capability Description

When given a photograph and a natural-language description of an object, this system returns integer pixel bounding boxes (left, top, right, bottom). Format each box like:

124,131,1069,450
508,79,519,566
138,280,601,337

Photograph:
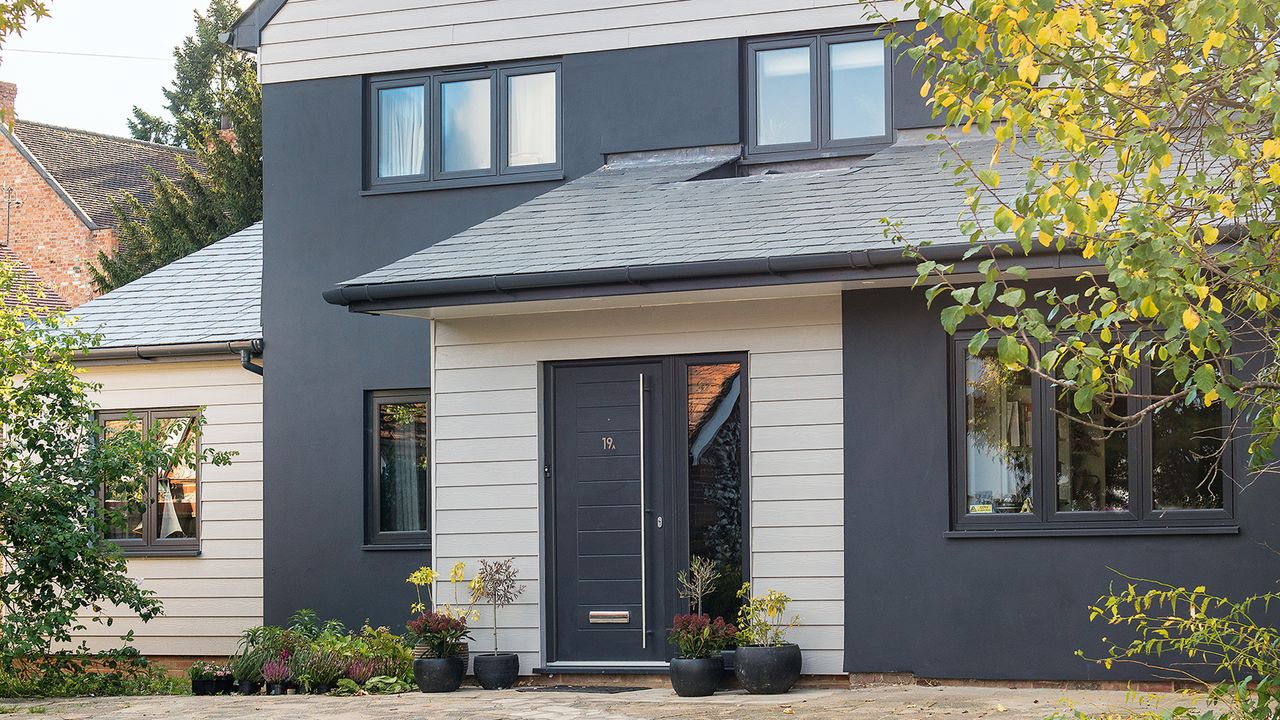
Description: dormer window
367,62,561,192
746,31,891,160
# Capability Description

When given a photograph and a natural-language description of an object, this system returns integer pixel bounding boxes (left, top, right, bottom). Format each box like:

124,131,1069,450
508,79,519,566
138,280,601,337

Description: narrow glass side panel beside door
687,363,744,621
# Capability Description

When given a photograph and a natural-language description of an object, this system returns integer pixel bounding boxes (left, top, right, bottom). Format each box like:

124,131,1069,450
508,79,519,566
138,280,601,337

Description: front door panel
550,361,667,663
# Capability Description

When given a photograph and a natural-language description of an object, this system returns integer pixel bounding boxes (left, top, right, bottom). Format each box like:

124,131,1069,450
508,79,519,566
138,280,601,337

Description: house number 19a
601,436,616,450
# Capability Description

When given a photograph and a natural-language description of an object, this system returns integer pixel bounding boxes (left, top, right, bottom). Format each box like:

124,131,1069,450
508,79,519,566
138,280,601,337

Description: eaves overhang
324,244,1091,315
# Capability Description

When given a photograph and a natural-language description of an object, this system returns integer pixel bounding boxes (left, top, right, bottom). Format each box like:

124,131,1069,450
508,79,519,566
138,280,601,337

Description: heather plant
669,614,737,659
261,656,290,685
473,558,527,655
345,658,377,685
304,649,346,689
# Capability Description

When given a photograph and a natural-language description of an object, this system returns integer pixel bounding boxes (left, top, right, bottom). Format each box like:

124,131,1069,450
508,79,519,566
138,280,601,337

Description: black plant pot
733,644,802,695
265,682,287,696
191,678,216,696
669,656,723,697
236,680,261,695
473,653,520,690
215,676,235,695
414,656,466,693
312,682,335,695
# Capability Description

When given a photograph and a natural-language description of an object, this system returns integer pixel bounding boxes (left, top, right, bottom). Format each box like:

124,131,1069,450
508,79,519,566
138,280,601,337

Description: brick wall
0,131,115,307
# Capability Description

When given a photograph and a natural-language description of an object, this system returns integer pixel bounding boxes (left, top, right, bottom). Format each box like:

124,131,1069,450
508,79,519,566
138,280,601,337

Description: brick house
0,82,194,307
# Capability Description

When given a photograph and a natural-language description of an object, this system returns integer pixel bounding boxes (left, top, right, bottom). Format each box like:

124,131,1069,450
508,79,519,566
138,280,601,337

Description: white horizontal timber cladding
259,0,912,84
430,293,844,673
77,359,264,656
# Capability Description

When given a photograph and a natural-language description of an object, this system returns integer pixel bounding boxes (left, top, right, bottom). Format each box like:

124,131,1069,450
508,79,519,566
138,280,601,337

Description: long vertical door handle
638,373,647,649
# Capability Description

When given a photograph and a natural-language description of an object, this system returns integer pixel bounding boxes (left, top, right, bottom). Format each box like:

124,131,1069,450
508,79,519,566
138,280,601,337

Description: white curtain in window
378,86,425,178
392,417,421,530
508,72,556,167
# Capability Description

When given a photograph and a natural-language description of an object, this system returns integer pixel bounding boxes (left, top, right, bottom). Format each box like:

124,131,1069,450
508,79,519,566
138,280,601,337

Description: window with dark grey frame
950,332,1235,534
366,390,431,548
98,408,202,555
366,62,561,192
746,29,892,160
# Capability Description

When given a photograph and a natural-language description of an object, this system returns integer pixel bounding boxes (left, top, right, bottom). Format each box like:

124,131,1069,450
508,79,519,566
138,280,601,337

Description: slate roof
0,245,68,314
10,120,195,229
340,132,1018,290
70,223,262,349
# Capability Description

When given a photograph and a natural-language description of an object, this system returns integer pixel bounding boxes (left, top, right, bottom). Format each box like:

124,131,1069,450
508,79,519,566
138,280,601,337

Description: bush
0,650,180,698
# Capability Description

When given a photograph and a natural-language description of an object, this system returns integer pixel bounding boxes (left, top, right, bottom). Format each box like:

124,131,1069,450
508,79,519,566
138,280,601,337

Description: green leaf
940,305,966,334
968,329,990,355
996,334,1027,366
1073,384,1096,414
997,287,1026,308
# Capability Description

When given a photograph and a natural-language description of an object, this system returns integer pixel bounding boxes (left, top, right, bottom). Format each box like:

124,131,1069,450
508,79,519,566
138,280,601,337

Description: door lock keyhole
656,516,663,529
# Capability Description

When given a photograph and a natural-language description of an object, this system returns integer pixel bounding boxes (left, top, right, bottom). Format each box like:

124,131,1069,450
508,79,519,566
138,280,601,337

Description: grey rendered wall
841,287,1280,680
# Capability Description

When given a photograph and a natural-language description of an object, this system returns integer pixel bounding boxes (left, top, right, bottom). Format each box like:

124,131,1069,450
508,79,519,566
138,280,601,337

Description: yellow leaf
1183,307,1201,331
916,20,928,30
1204,389,1219,406
1151,27,1167,44
1138,69,1157,86
1201,225,1219,245
1082,240,1097,258
1194,285,1209,302
1091,367,1102,381
1203,30,1225,59
1209,295,1223,313
920,80,931,98
1263,138,1280,159
1140,296,1159,317
1038,230,1054,247
1256,292,1270,311
1018,54,1040,83
1172,62,1191,76
1133,109,1151,127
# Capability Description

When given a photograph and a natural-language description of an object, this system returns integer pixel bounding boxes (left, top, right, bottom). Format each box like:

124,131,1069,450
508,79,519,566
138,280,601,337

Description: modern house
71,223,264,659
225,1,1275,683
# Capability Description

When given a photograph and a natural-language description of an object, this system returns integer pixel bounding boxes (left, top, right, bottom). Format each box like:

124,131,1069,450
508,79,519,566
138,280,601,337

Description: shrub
304,650,346,688
735,583,799,648
261,657,291,685
0,650,180,698
346,658,377,685
669,614,737,659
407,611,470,659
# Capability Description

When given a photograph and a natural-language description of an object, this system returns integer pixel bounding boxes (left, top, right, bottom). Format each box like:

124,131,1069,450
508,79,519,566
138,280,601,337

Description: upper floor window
99,408,201,555
746,31,890,159
368,63,561,191
366,390,431,548
951,334,1233,533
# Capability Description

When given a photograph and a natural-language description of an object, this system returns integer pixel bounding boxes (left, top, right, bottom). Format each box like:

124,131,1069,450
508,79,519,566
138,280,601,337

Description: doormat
517,685,648,694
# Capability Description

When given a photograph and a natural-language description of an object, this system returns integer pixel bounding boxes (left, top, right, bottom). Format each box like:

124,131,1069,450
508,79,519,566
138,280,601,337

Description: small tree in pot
471,558,527,689
733,584,801,694
668,614,737,697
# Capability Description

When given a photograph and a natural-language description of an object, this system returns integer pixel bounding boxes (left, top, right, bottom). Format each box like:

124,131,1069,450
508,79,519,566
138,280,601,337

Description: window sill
120,548,202,558
362,169,563,196
362,543,432,552
945,525,1239,538
740,140,893,166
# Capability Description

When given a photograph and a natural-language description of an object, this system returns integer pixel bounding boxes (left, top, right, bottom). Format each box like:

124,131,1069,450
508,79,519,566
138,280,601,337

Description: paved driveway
5,685,1188,719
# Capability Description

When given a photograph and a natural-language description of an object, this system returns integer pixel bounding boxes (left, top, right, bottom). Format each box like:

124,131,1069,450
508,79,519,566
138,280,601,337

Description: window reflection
508,72,556,167
378,400,430,533
1151,374,1225,510
153,416,199,539
441,78,492,172
829,40,886,140
102,417,146,540
687,363,744,621
1055,399,1130,512
964,351,1034,514
756,47,812,146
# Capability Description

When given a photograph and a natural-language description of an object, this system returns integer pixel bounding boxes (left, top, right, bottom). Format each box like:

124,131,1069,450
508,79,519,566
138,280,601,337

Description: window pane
377,85,425,178
1151,374,1224,510
687,363,743,621
378,401,429,533
756,46,812,146
441,78,492,172
829,40,886,140
102,417,146,540
964,350,1034,514
1055,399,1129,512
508,72,556,167
152,416,198,540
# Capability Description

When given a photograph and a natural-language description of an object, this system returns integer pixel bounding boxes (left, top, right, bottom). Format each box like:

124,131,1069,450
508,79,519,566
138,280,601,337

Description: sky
2,0,215,137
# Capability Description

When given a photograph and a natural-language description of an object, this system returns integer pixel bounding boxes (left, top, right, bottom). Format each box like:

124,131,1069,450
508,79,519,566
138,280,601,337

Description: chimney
0,82,17,121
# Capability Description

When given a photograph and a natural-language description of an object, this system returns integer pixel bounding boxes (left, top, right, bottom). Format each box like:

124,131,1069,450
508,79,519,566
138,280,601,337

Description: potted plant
733,583,801,694
262,655,291,696
230,650,264,695
471,558,527,689
669,614,737,696
212,663,235,695
188,660,219,696
305,648,347,694
406,563,477,693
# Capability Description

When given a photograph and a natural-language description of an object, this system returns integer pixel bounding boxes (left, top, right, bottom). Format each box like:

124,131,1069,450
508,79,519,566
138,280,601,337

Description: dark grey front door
548,360,669,663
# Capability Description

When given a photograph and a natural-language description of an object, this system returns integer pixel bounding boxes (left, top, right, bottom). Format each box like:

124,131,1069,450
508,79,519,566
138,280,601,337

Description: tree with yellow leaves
888,0,1280,473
